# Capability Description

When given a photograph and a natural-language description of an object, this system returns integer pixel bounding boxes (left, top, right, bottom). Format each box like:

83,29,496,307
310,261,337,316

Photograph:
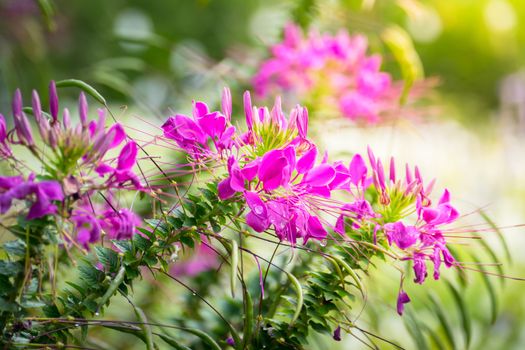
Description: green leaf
0,296,18,312
447,281,472,349
404,310,429,350
94,246,119,272
479,210,512,263
472,254,499,324
429,294,456,350
55,79,107,105
177,327,222,350
0,261,23,276
157,334,191,350
2,240,26,257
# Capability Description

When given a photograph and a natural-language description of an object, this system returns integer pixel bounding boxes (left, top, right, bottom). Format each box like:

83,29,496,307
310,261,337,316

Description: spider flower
253,23,397,124
161,88,235,160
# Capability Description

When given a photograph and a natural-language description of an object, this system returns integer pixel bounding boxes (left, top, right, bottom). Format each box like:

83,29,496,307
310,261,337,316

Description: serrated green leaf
2,240,26,257
0,261,23,276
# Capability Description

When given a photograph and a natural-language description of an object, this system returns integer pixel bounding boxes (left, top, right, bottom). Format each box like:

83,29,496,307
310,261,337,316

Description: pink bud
49,81,59,123
32,90,42,123
14,113,34,146
48,129,57,148
243,91,253,130
414,166,422,184
297,106,308,139
405,163,413,184
221,87,232,121
12,89,22,117
63,108,71,129
79,92,88,126
389,156,396,183
367,146,376,170
376,159,386,190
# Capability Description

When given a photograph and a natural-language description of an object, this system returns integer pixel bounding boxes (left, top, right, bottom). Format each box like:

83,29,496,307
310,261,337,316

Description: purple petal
37,181,64,200
303,164,335,187
306,215,327,241
349,154,367,186
244,191,267,218
413,254,427,284
218,178,235,200
95,163,114,177
296,146,317,174
397,290,411,315
240,159,259,181
117,141,138,171
259,150,287,191
246,211,269,232
333,326,342,341
108,123,126,149
193,101,209,118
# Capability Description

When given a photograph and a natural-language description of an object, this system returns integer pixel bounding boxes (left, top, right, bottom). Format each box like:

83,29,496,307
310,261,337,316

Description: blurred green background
1,0,525,348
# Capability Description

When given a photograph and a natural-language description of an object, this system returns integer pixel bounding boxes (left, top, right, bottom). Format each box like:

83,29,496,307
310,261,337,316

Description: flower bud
221,87,232,122
78,92,88,127
49,80,59,123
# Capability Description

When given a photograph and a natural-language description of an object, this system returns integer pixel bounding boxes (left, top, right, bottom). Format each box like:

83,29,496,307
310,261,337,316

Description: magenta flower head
253,23,398,124
71,212,102,249
162,98,234,160
102,208,141,240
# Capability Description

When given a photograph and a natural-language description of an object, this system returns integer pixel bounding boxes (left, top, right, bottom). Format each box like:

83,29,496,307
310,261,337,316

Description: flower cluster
162,88,460,314
0,82,142,248
253,23,398,124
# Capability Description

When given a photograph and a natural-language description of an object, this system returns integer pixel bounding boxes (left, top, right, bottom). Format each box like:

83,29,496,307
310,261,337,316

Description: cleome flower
1,82,143,249
253,23,397,124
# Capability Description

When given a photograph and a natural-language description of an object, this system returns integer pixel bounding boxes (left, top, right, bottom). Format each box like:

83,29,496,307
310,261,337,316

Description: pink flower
0,174,64,219
253,23,397,124
162,97,235,159
101,208,141,240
